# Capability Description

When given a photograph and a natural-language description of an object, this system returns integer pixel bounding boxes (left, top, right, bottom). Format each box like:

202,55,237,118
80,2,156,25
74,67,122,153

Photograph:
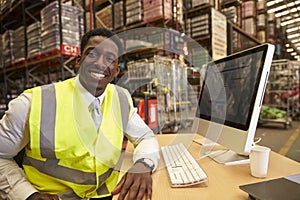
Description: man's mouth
90,71,107,79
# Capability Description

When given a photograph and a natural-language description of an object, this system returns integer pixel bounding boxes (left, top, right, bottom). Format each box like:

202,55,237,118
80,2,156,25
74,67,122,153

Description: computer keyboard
161,143,208,187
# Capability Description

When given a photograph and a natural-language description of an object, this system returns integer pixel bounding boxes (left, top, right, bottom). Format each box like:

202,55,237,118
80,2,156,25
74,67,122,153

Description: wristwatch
135,158,154,172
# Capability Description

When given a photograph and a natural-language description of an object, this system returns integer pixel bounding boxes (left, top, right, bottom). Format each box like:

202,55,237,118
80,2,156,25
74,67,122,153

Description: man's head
80,28,123,56
77,28,123,97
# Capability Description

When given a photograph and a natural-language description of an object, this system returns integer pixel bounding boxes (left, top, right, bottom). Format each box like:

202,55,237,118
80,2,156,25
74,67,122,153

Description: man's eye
106,57,116,64
87,51,98,58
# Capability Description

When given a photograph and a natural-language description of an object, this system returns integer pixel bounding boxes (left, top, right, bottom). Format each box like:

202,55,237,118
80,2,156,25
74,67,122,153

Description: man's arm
0,94,38,200
125,109,160,171
0,158,38,200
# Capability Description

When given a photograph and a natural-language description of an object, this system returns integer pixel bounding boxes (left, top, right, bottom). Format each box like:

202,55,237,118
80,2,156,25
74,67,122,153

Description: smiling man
0,28,160,200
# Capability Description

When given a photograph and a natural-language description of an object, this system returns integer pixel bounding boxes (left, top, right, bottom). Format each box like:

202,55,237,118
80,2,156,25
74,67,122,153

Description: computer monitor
193,43,275,164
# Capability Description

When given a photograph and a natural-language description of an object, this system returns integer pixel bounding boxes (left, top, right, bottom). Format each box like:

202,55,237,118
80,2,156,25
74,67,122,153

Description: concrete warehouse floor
255,120,300,163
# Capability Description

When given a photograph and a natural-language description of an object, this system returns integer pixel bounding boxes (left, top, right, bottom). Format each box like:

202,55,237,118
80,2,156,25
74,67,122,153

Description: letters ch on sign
61,44,80,56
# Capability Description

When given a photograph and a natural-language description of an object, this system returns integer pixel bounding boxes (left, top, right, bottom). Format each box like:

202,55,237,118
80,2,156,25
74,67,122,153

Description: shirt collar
75,75,105,107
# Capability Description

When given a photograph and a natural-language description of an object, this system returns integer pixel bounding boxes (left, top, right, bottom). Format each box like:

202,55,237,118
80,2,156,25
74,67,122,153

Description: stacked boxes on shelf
168,29,185,55
220,2,241,52
2,30,14,67
256,16,265,42
96,5,112,30
185,18,191,37
27,21,42,58
222,5,241,26
146,29,165,48
241,0,256,36
12,26,26,63
127,59,155,80
122,28,185,55
40,1,83,56
189,48,211,71
143,0,172,22
267,12,275,43
126,0,143,25
189,13,210,38
256,0,266,42
114,1,124,29
146,28,184,53
123,28,157,51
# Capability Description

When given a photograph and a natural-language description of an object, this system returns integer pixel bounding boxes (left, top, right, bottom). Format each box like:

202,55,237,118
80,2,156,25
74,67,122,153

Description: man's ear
114,65,120,77
111,66,120,84
76,55,81,65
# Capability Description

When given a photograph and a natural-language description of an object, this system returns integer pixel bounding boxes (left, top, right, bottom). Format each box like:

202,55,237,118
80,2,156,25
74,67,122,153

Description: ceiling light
287,48,294,52
268,5,287,13
276,10,290,17
291,38,300,43
286,27,299,33
281,18,300,26
267,0,283,7
291,52,297,56
287,33,300,39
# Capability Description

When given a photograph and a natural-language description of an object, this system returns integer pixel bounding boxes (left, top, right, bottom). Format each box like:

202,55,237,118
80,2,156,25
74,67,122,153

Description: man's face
78,36,120,97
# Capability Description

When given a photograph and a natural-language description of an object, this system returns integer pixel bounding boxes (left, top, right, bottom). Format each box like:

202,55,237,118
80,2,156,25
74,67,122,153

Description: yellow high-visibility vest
23,78,133,199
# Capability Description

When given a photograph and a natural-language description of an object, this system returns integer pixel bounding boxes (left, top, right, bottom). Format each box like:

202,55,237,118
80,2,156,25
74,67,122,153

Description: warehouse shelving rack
259,59,300,129
0,0,86,112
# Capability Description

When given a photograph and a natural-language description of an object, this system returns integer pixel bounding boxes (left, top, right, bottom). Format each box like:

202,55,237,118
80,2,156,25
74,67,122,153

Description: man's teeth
91,72,105,78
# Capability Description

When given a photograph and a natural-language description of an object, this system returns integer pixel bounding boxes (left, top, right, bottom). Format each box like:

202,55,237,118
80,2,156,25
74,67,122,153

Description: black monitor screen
196,45,268,131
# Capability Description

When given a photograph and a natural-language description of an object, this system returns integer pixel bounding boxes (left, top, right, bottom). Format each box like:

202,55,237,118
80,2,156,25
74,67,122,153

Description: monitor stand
206,149,249,165
195,136,250,165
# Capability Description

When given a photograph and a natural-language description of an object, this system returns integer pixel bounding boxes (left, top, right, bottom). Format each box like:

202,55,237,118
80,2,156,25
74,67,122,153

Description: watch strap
135,158,154,172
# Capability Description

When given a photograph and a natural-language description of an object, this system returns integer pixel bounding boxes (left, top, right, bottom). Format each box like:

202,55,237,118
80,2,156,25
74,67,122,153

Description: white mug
249,145,271,178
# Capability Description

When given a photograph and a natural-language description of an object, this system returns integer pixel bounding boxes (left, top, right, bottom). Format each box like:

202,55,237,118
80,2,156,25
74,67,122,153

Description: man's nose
94,55,106,67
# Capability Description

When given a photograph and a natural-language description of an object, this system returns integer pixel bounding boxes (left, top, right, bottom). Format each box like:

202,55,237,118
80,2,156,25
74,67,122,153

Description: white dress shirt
0,76,160,200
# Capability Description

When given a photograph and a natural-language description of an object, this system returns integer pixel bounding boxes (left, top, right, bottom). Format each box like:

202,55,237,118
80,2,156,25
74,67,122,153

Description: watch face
144,158,154,168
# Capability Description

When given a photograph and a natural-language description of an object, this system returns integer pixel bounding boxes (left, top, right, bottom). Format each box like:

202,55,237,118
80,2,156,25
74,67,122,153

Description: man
0,28,160,200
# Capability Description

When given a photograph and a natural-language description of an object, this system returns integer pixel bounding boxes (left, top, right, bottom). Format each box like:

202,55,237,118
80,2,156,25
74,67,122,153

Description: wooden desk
115,133,300,200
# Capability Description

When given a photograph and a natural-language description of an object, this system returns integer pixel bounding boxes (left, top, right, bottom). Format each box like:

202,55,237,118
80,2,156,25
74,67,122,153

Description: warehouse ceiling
267,0,300,60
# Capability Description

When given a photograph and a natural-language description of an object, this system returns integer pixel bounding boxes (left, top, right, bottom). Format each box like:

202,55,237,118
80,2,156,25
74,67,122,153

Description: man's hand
26,192,59,200
111,162,153,200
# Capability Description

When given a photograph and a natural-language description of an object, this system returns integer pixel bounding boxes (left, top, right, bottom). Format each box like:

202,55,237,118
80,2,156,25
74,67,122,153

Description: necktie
90,98,102,130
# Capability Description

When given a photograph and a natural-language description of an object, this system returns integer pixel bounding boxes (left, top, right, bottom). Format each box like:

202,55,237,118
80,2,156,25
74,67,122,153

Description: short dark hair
80,28,123,56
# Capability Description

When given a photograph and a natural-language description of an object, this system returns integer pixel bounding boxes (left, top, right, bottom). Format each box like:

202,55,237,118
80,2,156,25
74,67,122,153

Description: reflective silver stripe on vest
115,85,130,130
23,156,97,185
113,86,130,172
96,181,110,196
24,83,131,196
40,84,56,158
